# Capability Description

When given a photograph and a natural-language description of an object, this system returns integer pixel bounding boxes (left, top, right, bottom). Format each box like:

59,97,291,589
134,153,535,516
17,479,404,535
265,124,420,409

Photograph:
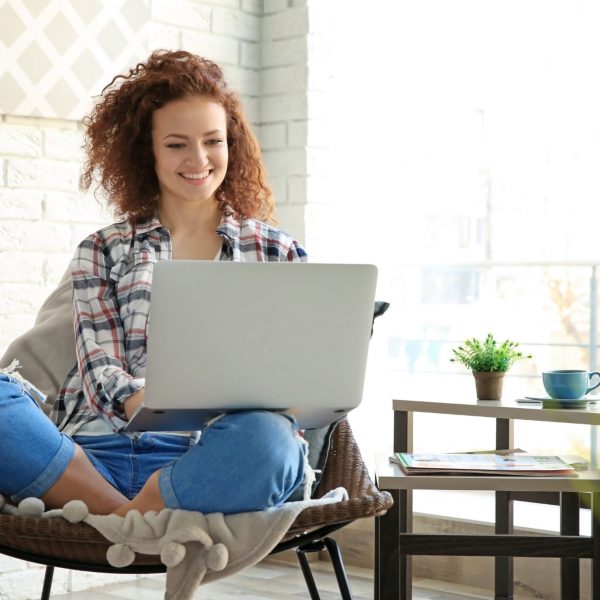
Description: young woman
0,50,307,516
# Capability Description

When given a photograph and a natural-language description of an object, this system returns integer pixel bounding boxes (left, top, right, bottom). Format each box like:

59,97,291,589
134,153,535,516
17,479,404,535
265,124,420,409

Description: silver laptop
124,261,378,432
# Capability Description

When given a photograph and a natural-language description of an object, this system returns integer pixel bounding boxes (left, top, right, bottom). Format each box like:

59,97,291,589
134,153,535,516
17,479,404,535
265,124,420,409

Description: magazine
389,452,578,476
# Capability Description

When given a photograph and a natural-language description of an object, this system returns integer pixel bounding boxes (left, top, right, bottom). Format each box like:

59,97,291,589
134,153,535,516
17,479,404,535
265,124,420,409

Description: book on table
389,452,578,476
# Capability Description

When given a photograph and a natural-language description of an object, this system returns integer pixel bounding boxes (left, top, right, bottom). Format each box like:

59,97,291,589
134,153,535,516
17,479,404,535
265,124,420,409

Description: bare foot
112,470,165,516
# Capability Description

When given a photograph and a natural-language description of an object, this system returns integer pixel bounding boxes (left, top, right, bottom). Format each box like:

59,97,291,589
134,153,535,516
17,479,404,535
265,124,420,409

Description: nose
186,142,208,167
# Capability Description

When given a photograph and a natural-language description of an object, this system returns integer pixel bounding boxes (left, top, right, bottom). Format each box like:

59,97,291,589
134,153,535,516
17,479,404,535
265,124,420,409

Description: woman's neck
157,199,222,237
157,199,224,260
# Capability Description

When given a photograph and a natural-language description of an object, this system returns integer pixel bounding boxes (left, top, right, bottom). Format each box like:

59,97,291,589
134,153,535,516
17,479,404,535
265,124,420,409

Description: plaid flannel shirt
52,212,307,436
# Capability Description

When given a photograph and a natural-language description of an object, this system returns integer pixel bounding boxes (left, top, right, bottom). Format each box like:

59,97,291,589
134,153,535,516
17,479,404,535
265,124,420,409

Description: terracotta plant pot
473,371,505,401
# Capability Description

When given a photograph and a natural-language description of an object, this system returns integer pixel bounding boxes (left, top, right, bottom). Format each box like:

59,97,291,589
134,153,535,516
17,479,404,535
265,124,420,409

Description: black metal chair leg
323,537,353,600
296,537,354,600
296,544,322,600
41,566,54,600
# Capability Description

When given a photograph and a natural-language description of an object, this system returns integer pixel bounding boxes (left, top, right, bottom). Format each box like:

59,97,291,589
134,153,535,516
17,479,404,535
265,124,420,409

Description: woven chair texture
0,419,393,569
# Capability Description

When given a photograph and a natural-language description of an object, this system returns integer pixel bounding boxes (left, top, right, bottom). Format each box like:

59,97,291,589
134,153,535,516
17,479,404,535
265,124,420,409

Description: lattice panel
0,0,150,120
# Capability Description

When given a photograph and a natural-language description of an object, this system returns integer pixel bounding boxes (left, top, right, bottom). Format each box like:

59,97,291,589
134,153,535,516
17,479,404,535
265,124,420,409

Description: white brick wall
260,3,308,237
0,116,99,354
260,0,332,256
0,125,42,157
0,0,329,357
0,0,329,593
150,0,212,31
0,1,267,360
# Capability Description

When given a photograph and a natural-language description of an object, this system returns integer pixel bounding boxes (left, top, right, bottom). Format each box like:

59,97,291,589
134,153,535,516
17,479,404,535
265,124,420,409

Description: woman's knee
210,411,303,468
160,410,306,513
0,375,76,501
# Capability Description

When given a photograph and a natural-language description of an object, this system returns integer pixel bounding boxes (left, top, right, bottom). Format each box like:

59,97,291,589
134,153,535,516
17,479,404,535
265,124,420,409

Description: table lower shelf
376,454,600,493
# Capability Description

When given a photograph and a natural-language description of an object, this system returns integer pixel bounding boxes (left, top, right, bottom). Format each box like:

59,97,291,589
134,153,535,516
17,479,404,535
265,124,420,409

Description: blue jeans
0,374,306,513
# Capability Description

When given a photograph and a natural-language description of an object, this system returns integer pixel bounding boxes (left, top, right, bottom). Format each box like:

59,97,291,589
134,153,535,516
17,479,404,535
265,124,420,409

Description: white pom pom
206,543,228,571
62,500,89,523
106,543,135,568
18,497,45,516
0,500,17,515
0,496,17,515
160,542,186,567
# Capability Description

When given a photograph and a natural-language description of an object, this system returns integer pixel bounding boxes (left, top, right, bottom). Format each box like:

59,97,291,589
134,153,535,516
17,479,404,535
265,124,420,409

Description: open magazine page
390,452,578,476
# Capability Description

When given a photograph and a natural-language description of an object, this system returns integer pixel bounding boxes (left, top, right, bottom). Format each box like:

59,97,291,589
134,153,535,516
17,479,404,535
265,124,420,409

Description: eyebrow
162,129,225,140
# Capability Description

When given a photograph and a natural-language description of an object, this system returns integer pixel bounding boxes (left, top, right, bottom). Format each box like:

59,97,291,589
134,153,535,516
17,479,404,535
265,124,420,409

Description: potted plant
450,333,532,400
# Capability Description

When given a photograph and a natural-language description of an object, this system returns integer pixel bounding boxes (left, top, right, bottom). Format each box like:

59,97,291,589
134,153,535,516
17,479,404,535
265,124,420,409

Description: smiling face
152,95,229,212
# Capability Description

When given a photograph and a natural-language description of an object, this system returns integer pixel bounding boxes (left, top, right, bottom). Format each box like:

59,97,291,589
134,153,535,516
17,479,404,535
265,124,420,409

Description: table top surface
375,454,600,492
392,397,600,425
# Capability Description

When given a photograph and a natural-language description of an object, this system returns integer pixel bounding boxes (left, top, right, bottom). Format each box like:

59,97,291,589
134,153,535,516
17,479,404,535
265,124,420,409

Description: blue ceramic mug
542,370,600,399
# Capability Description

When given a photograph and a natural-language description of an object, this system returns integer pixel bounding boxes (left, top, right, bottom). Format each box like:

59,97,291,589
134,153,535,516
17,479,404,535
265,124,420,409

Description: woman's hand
124,389,145,420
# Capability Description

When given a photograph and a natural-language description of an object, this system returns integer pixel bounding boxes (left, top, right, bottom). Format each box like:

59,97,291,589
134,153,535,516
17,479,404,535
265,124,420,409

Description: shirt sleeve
287,239,308,263
71,234,144,429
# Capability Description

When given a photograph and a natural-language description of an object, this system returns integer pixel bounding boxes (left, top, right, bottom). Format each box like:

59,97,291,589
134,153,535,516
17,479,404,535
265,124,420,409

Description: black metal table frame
374,410,600,600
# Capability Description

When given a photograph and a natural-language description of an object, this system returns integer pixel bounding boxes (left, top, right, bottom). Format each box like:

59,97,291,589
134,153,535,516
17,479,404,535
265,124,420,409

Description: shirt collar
131,215,164,236
132,209,244,244
216,210,242,245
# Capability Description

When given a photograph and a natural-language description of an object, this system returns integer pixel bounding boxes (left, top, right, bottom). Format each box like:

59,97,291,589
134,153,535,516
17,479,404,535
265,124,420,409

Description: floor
49,559,496,600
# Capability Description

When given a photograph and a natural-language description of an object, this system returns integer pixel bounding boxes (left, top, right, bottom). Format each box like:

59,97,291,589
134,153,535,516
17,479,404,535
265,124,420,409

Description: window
321,0,600,527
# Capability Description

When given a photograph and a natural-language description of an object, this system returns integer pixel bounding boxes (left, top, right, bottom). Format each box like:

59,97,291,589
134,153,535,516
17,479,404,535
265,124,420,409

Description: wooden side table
374,398,600,600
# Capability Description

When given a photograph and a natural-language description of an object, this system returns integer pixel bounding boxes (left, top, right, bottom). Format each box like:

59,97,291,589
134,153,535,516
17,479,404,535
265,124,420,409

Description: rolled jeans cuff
158,463,181,509
11,434,75,503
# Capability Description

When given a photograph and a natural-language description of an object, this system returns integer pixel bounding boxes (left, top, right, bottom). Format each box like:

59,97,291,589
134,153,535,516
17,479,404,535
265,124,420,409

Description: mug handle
587,371,600,394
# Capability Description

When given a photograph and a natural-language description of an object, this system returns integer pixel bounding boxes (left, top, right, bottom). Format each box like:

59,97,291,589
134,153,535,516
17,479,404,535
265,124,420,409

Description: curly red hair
81,50,274,223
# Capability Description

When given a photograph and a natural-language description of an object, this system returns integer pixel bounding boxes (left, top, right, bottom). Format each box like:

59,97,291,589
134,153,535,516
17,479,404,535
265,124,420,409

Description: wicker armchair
0,418,393,600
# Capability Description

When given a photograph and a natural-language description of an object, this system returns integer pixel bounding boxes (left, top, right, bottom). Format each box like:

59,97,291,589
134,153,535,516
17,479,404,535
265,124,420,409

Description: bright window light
319,0,600,525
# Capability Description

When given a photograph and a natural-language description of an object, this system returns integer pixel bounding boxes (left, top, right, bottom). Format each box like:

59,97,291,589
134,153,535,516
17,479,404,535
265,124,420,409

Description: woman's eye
166,143,185,149
207,139,224,145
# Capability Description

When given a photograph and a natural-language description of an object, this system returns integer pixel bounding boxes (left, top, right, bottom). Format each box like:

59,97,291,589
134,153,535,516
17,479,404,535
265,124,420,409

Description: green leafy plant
450,333,532,373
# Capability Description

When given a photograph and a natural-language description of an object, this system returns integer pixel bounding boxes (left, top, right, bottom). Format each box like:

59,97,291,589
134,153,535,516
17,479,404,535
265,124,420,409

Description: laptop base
123,406,351,432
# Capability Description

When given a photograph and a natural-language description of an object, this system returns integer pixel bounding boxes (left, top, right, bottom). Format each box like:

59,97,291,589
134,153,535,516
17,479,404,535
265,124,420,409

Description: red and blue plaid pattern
52,213,307,435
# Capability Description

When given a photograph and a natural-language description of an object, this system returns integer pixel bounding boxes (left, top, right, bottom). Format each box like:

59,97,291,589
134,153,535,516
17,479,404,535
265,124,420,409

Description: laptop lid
125,261,378,431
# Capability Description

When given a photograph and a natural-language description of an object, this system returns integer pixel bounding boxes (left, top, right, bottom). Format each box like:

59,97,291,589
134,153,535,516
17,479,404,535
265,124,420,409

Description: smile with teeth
179,171,211,180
